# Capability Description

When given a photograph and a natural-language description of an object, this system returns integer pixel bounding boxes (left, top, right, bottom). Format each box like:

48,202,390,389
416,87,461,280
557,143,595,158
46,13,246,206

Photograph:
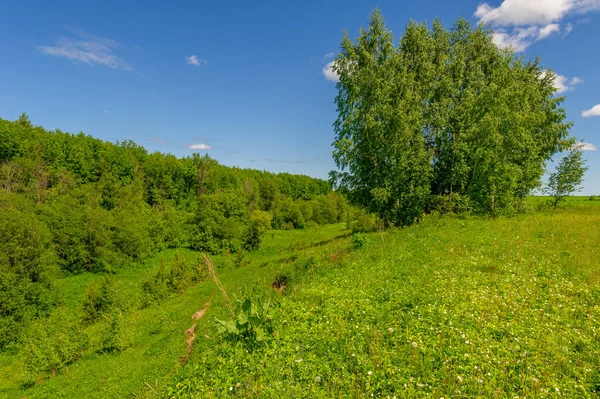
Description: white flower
457,375,463,382
295,358,302,363
229,386,233,391
368,371,372,376
388,327,394,333
315,376,321,383
412,342,418,348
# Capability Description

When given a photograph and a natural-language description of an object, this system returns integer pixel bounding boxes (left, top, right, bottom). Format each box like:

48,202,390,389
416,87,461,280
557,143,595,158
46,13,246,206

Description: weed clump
351,232,370,250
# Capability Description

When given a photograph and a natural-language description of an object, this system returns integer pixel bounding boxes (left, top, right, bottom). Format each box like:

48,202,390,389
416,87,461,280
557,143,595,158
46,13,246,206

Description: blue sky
0,0,598,194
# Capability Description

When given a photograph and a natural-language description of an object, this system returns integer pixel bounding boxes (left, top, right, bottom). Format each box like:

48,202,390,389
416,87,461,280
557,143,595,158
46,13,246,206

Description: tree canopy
330,10,574,225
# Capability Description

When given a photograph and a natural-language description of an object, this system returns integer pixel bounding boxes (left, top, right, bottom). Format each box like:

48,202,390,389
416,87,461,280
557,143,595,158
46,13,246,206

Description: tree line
0,114,354,350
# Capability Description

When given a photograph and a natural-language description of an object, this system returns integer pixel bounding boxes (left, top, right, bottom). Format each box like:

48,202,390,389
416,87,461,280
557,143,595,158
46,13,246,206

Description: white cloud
538,23,561,38
324,52,336,60
475,0,600,26
38,29,131,71
185,55,207,67
322,61,339,82
103,109,110,113
187,143,212,150
492,26,540,51
543,71,584,93
475,0,600,51
574,142,598,151
582,104,600,117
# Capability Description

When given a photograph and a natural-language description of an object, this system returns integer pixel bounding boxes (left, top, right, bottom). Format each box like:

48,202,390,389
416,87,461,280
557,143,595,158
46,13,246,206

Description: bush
23,308,88,382
244,210,272,251
142,254,207,306
351,233,370,250
589,195,598,201
214,296,279,350
82,276,130,323
100,310,133,352
428,193,471,215
349,213,378,234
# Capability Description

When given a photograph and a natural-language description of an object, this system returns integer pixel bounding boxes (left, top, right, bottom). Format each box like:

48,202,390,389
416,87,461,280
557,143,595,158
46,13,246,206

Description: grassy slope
2,199,600,398
0,225,349,398
168,200,600,398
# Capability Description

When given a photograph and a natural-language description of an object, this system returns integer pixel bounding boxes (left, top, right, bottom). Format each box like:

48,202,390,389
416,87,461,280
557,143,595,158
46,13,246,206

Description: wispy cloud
542,71,583,93
38,29,132,70
263,157,314,164
575,142,598,151
475,0,600,51
187,143,212,150
322,61,339,82
324,52,336,60
582,104,600,117
185,55,207,67
149,138,167,144
103,109,110,113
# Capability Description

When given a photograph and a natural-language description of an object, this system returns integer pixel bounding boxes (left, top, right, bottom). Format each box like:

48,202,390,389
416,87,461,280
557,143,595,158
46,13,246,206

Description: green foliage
81,276,122,323
141,253,206,306
0,202,58,349
350,232,370,250
428,192,471,215
544,149,588,208
100,310,133,353
589,195,598,201
214,296,279,350
331,10,572,224
348,213,378,234
23,308,88,383
244,210,272,250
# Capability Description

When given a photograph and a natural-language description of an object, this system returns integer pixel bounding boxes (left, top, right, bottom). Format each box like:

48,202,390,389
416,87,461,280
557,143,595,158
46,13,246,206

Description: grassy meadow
2,199,600,398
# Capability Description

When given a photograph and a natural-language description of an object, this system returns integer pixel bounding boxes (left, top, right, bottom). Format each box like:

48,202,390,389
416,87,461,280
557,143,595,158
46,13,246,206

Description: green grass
2,203,600,398
0,224,349,398
167,204,600,398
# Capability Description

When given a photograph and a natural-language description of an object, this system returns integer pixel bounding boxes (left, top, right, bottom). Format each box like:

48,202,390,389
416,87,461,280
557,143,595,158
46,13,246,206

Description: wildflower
412,342,418,348
368,371,373,376
295,358,302,363
388,327,394,333
457,375,463,383
229,386,233,391
236,382,241,388
315,376,321,383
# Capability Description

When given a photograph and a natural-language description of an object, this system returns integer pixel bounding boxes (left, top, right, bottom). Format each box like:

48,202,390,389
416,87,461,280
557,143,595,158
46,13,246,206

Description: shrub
81,276,127,323
214,296,279,350
351,232,370,250
428,193,471,215
349,213,378,233
142,254,207,306
100,310,133,352
23,308,88,382
244,210,272,251
589,195,598,201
